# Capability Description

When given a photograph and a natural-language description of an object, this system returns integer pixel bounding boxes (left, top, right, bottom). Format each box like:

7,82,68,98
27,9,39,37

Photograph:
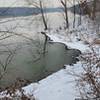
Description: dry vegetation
76,46,100,99
0,78,35,100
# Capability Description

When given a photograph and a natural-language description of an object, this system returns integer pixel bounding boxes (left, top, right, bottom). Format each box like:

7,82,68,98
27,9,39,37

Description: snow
47,33,90,52
20,67,79,100
34,69,76,100
22,83,38,95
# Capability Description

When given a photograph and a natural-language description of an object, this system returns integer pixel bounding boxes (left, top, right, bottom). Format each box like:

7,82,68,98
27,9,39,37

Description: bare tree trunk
78,1,82,26
73,0,76,28
80,1,91,18
64,0,69,29
92,0,97,20
39,0,48,30
61,0,69,29
41,32,49,54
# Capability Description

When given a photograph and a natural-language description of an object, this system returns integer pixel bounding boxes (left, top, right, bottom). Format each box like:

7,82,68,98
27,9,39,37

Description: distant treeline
70,1,100,15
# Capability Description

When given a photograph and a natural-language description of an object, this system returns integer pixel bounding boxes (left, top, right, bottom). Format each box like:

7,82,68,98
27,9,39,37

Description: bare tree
73,0,76,28
60,0,69,29
80,0,97,20
26,0,48,30
39,0,48,30
77,1,82,26
80,0,92,18
91,0,97,20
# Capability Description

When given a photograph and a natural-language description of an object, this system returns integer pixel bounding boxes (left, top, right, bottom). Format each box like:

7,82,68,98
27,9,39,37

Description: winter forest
0,0,100,100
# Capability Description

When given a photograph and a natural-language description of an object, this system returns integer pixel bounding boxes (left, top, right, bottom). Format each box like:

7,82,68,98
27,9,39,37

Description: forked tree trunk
78,2,82,26
92,0,97,20
39,0,48,30
73,0,76,28
61,0,69,29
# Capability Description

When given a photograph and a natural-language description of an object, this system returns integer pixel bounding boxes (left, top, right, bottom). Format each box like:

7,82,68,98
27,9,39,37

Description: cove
0,41,81,89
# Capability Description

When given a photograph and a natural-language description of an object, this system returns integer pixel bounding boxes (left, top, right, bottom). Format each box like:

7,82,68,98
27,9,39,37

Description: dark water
0,41,81,89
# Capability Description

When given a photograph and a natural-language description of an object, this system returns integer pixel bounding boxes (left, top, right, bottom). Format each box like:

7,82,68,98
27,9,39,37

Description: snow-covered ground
24,68,77,100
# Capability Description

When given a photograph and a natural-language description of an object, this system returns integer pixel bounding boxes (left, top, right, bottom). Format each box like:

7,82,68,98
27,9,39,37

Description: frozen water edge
47,33,90,53
21,62,83,100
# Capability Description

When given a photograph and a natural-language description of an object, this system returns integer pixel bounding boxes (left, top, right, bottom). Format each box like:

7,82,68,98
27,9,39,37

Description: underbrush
0,79,35,100
76,46,100,99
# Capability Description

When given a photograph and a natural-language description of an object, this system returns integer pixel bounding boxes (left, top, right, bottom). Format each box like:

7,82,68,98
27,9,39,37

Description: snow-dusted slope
25,69,77,100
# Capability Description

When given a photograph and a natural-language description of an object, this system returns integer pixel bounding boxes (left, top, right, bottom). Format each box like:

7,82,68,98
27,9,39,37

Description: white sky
0,0,65,7
0,0,28,7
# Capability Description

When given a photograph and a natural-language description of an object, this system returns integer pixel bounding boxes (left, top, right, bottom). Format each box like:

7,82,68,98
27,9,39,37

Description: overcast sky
0,0,73,8
0,0,28,7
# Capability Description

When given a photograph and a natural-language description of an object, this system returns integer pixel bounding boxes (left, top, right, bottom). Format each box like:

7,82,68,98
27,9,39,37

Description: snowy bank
47,33,90,52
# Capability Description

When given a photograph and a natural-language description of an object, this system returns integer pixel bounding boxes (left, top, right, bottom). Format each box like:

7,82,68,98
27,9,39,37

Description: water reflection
0,41,80,89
